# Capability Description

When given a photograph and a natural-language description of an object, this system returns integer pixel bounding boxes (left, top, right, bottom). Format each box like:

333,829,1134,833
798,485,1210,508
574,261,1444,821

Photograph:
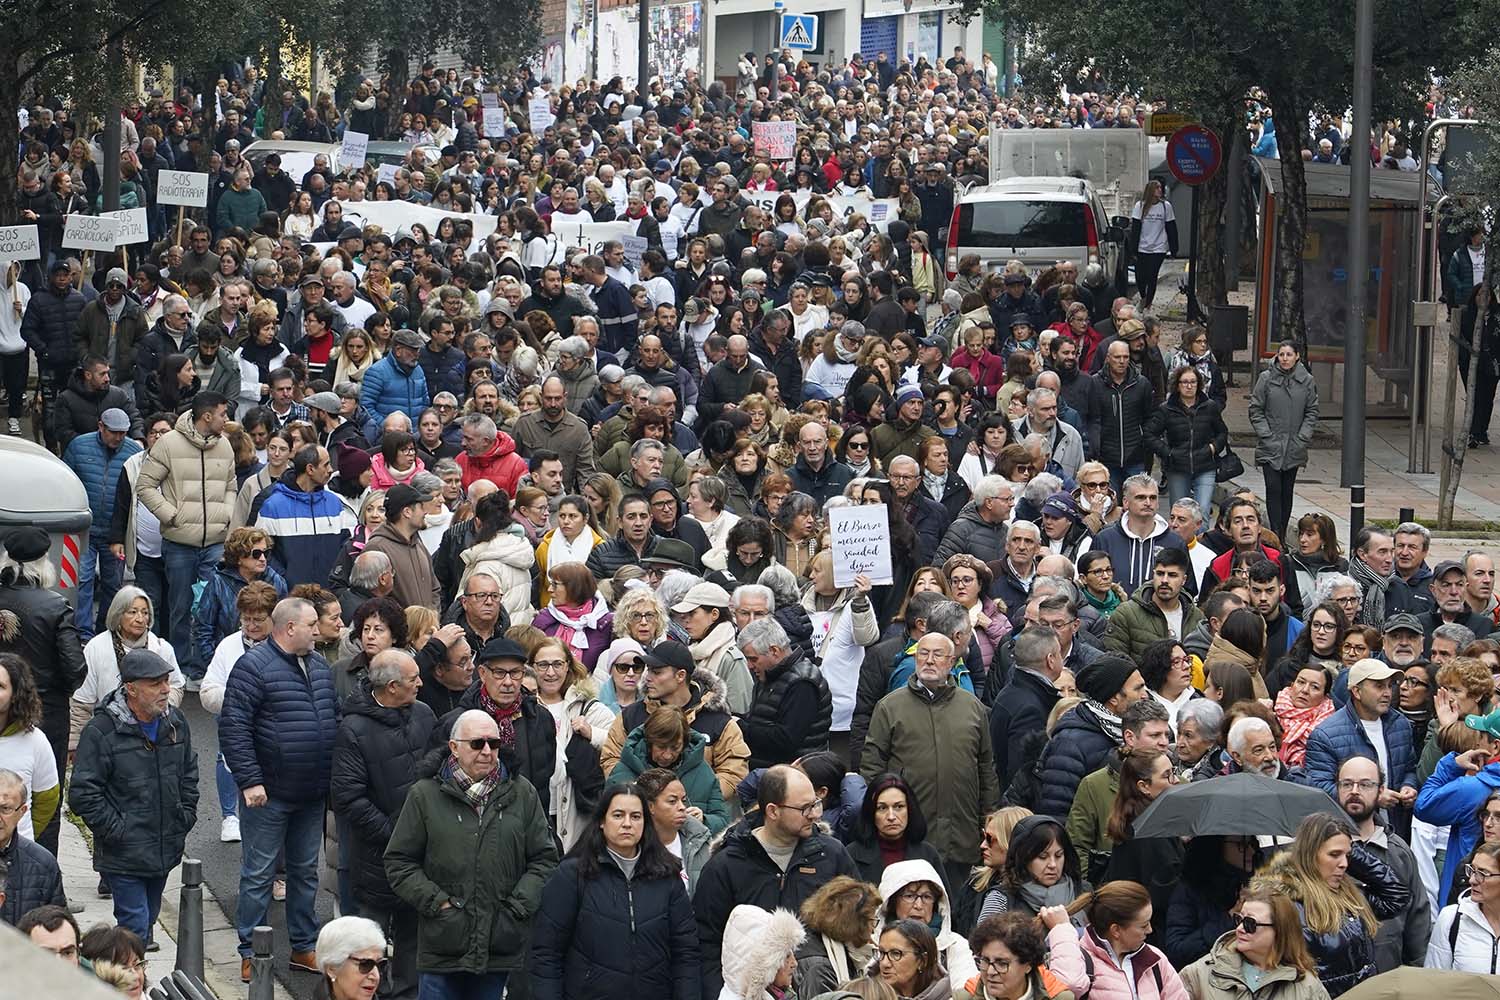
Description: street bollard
175,858,205,980
150,969,215,1000
248,925,275,1000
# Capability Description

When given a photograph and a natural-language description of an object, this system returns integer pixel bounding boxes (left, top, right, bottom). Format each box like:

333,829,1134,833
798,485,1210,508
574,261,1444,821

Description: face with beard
1052,337,1079,373
1336,757,1381,824
1229,722,1280,777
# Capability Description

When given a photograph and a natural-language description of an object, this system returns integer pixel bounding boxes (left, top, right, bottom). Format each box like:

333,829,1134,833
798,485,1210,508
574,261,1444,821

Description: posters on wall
564,0,592,83
649,2,701,88
565,1,701,88
596,7,641,86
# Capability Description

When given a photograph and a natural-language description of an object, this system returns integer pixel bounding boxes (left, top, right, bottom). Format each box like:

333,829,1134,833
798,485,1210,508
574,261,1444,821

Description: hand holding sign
828,506,893,588
339,131,369,172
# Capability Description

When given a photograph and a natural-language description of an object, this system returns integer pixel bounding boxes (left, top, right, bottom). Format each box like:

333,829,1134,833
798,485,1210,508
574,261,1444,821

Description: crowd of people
0,43,1493,1000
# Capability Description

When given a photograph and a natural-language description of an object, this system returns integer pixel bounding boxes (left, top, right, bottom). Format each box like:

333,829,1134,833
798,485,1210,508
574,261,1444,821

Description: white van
0,437,91,605
943,176,1126,280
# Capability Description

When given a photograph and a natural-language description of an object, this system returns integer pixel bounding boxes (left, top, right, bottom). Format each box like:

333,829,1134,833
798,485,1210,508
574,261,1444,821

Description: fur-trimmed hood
722,905,805,1000
692,665,731,714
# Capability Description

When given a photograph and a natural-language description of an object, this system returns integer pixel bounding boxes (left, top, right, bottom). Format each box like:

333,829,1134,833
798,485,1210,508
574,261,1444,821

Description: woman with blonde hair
530,635,615,850
1254,812,1408,996
327,329,380,388
1179,887,1325,1000
968,807,1035,922
583,472,624,537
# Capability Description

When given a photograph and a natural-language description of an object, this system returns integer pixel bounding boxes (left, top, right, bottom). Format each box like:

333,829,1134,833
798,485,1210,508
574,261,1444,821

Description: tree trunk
1441,255,1496,526
385,48,409,102
0,48,21,226
1197,99,1243,309
1270,97,1310,355
264,33,283,126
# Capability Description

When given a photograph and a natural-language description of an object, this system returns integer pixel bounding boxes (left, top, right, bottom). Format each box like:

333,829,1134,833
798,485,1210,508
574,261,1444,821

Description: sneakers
272,878,286,901
289,950,319,973
6,419,18,435
220,815,241,842
184,677,202,693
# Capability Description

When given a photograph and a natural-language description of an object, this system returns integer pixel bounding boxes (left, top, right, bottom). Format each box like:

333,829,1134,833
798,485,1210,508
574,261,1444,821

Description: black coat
748,328,803,408
1142,396,1228,477
331,686,439,909
1095,367,1155,470
430,686,559,817
586,532,661,580
846,835,947,888
0,583,85,701
20,283,87,370
1035,703,1118,819
53,372,145,451
692,818,859,997
0,831,64,926
532,853,701,1000
989,669,1062,787
68,690,199,876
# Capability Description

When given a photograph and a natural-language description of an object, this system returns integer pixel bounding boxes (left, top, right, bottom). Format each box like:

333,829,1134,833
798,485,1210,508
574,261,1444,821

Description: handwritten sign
551,220,634,255
621,234,649,269
828,505,893,588
103,207,149,246
339,130,369,171
481,92,500,109
620,117,636,143
62,214,122,252
483,107,506,137
752,120,797,161
0,225,40,261
529,97,554,133
376,163,400,188
156,169,209,207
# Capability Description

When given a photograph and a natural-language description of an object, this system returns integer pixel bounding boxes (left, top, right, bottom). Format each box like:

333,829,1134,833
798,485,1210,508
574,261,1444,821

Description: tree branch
17,0,173,87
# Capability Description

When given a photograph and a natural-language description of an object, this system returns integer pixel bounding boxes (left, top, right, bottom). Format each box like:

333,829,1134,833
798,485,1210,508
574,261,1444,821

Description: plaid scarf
441,753,504,809
476,685,523,752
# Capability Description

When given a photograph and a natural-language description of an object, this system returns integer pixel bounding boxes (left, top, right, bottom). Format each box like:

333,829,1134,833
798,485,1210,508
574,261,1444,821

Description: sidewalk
61,812,293,1000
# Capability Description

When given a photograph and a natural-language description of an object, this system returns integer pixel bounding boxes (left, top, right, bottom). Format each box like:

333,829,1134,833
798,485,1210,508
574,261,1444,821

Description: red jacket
1207,543,1284,585
951,346,1006,398
457,432,527,496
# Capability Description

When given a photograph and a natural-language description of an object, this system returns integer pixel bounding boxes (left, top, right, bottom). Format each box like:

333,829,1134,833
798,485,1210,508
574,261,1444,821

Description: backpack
1074,948,1163,1000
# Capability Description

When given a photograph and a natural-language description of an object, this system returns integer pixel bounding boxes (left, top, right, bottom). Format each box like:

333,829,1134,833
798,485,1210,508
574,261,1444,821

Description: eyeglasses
1236,916,1269,934
878,948,911,963
463,737,505,751
1467,864,1500,882
890,473,917,482
533,659,567,673
465,592,501,602
1309,621,1337,632
899,889,936,905
976,956,1012,973
481,665,525,680
776,799,824,817
1400,676,1429,688
1335,779,1379,792
628,610,660,622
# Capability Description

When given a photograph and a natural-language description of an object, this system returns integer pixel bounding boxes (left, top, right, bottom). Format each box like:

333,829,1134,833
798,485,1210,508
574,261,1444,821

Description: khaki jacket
136,410,236,548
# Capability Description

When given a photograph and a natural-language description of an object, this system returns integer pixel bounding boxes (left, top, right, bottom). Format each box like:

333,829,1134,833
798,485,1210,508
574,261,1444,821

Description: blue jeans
132,553,169,639
1108,462,1147,498
109,873,167,942
1166,470,1216,517
75,539,124,642
418,972,509,1000
216,749,238,818
162,539,222,678
236,796,321,956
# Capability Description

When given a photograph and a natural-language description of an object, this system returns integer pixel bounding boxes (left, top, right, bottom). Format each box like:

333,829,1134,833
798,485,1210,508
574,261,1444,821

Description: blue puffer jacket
193,562,288,668
20,283,87,369
63,432,141,542
1035,703,1118,820
1415,753,1500,906
255,476,359,587
1301,701,1416,799
359,353,428,435
219,636,339,803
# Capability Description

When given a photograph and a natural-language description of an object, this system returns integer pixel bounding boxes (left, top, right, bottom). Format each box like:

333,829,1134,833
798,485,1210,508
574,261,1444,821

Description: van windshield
958,201,1086,248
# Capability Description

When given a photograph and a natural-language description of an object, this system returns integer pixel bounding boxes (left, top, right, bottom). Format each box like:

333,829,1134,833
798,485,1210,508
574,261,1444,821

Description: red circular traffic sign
1167,124,1223,186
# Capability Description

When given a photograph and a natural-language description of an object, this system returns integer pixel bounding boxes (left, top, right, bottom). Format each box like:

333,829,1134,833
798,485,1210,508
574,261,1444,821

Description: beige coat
136,410,237,548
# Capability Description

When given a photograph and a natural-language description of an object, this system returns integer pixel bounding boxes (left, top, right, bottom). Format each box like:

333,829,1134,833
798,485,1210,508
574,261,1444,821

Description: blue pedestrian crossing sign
780,13,819,50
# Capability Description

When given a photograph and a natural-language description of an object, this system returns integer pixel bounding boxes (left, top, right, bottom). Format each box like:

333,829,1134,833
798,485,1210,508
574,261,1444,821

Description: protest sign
376,163,400,188
481,92,500,109
483,107,506,137
156,169,209,207
335,199,500,252
621,235,649,270
529,97,554,132
826,195,899,232
62,214,122,252
338,130,369,170
827,506,893,588
103,207,149,246
0,225,40,261
752,120,797,160
551,220,634,255
743,189,813,216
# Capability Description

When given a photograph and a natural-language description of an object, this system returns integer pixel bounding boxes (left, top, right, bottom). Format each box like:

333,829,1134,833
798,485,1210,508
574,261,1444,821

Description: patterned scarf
1085,699,1125,746
1273,687,1336,767
476,685,523,753
1348,556,1391,626
547,595,610,654
441,753,504,808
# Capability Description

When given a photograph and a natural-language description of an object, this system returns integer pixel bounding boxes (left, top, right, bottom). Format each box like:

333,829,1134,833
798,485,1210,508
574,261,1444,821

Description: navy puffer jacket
219,636,340,803
62,432,141,542
1035,703,1118,819
20,282,87,369
531,852,701,1000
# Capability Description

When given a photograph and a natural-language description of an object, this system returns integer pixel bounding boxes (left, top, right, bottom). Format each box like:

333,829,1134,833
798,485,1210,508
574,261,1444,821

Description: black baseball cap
643,640,694,673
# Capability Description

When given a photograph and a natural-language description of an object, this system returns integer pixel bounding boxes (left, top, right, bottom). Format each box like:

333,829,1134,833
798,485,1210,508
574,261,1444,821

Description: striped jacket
255,476,359,587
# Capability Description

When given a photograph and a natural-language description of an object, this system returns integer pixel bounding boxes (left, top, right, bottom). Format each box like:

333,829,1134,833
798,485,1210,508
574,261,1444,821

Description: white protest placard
103,207,149,246
826,195,899,232
661,230,678,260
483,107,506,137
156,169,209,207
619,117,636,143
335,199,500,252
376,163,400,188
0,225,40,261
529,97,554,133
480,92,500,109
828,505,893,588
62,214,122,252
621,234,649,270
752,121,797,161
743,189,813,216
338,130,369,171
551,220,634,255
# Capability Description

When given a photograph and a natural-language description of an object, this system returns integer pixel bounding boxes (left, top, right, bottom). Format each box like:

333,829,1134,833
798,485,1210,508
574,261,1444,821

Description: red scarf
1273,687,1335,767
477,685,523,752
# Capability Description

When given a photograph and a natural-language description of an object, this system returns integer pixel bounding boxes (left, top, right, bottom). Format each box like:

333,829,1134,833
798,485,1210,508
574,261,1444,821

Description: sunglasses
615,661,645,674
353,957,390,976
463,738,505,751
249,548,269,559
1237,916,1269,934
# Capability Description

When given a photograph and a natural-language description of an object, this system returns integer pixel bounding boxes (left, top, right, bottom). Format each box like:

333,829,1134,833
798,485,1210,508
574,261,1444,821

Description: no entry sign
1167,124,1223,186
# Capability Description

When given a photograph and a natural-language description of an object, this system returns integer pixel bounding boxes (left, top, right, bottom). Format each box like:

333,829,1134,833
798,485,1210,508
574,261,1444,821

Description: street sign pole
1187,185,1203,322
1343,0,1373,533
1165,124,1222,325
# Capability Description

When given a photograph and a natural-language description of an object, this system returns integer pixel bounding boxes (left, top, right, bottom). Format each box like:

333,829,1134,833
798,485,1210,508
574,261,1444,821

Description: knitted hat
1075,654,1139,704
336,444,372,485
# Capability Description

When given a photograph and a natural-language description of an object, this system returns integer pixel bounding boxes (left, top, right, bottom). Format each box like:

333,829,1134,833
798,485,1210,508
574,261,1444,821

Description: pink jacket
1075,926,1191,1000
368,452,426,491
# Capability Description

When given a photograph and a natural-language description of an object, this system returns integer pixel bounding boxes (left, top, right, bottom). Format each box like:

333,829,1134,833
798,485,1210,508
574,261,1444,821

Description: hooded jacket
359,352,429,433
74,295,149,381
53,371,145,451
878,860,978,984
365,520,443,611
933,502,1009,567
457,431,528,495
1416,752,1500,906
1091,515,1184,595
1179,932,1329,1000
192,561,289,667
459,526,537,622
20,279,86,369
255,474,359,587
135,409,237,548
613,726,731,834
1249,361,1319,470
1101,584,1206,662
1077,925,1191,1000
861,677,998,864
68,687,198,876
1427,892,1500,973
601,668,751,801
384,755,560,974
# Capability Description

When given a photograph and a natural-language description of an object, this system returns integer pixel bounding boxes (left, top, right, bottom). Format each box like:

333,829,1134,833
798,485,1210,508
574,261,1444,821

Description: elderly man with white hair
934,474,1014,565
1015,387,1085,480
1227,716,1287,779
329,270,376,328
555,335,601,414
385,705,558,1000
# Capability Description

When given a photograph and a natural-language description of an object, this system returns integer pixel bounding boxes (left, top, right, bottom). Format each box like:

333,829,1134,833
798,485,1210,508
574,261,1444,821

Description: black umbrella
1131,771,1340,838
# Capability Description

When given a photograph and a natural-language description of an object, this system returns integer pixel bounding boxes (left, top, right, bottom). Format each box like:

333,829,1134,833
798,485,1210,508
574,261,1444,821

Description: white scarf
546,591,612,652
690,621,739,671
548,528,597,568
